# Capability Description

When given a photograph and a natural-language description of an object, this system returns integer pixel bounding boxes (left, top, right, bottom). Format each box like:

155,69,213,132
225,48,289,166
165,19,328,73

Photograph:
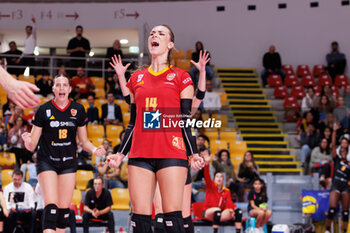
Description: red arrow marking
126,11,139,19
0,14,10,19
65,12,79,20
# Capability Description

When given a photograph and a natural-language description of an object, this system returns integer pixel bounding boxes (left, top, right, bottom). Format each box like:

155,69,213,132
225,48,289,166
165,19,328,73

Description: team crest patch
46,109,51,118
137,74,144,82
172,136,185,151
166,73,176,81
71,109,77,117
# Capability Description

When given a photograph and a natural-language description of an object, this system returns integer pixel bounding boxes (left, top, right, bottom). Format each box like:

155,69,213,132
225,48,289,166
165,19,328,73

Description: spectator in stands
343,85,350,109
0,191,8,233
202,149,242,233
0,126,7,151
322,127,333,146
301,87,318,114
296,111,317,137
86,94,99,124
119,158,128,188
191,138,210,196
1,41,23,76
202,80,221,115
309,138,332,187
67,25,91,68
317,95,334,123
8,116,30,167
113,130,125,153
320,85,336,108
7,105,24,128
248,178,271,232
319,113,336,135
71,67,95,99
193,109,205,136
106,40,123,71
189,41,214,87
261,45,285,87
95,139,112,168
3,170,36,233
35,70,53,97
58,64,68,77
101,92,123,126
212,149,238,201
333,96,350,129
20,16,37,75
83,177,115,233
299,123,321,169
98,152,124,189
326,41,347,80
105,73,123,99
20,152,37,188
236,151,260,201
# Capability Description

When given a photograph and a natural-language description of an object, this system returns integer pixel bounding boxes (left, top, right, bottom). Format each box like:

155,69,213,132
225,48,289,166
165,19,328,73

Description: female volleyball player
107,25,204,233
325,124,350,233
22,75,105,233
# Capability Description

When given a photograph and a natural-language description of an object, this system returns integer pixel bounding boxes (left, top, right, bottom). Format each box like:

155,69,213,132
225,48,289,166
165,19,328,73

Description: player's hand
5,77,40,109
21,132,33,150
110,55,131,78
106,152,125,168
191,153,204,171
191,50,210,73
94,146,106,157
200,149,211,164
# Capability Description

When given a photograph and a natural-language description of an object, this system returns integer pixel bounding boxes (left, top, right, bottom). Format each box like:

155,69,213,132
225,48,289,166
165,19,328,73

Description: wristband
196,89,206,100
92,147,97,154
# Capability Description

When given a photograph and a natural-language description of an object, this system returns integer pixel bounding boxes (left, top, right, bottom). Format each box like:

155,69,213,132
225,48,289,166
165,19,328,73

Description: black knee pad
328,207,336,219
213,211,221,225
163,211,185,233
131,213,152,233
342,210,349,222
42,204,58,230
183,216,194,233
56,208,70,229
234,208,243,222
154,213,166,233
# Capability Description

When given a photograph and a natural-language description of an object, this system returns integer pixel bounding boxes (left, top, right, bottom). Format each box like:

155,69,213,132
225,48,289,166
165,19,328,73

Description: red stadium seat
268,74,283,87
312,65,326,77
297,65,311,77
301,75,316,87
274,86,288,99
283,96,299,108
318,74,333,86
331,85,340,98
282,65,294,75
335,74,349,87
285,74,299,87
192,202,205,221
291,86,306,99
314,85,322,96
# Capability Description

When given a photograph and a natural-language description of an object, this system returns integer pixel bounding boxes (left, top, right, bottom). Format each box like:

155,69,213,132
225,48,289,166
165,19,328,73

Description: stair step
235,123,281,128
230,104,271,108
229,99,270,103
234,116,276,120
246,141,289,145
226,93,266,97
248,148,293,152
232,112,275,117
241,134,288,137
259,168,303,173
238,128,282,131
223,83,261,87
225,90,264,95
256,161,301,165
219,77,260,81
223,87,265,91
247,142,289,148
218,72,257,76
254,154,296,159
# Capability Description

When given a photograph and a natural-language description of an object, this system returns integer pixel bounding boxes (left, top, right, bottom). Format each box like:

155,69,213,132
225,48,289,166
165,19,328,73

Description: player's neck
150,55,168,72
53,98,70,109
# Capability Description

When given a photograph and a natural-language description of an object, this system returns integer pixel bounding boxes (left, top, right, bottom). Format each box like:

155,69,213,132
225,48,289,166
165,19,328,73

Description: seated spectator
317,95,334,123
326,41,346,80
7,105,24,128
320,85,336,108
301,87,318,114
101,92,123,126
343,85,350,109
58,64,68,77
1,41,23,76
192,109,205,136
0,126,7,151
35,70,53,98
8,116,30,167
296,111,317,136
3,170,36,233
23,105,38,126
261,45,285,87
189,41,214,87
97,152,124,189
212,149,237,201
333,96,349,129
202,80,221,115
299,123,321,169
70,67,95,99
95,139,112,168
105,73,123,99
248,178,272,232
86,94,99,124
113,130,125,153
319,113,336,135
20,152,37,188
202,149,242,233
119,158,128,188
35,183,76,233
83,177,114,233
0,191,9,233
322,127,333,146
236,151,260,202
309,138,332,187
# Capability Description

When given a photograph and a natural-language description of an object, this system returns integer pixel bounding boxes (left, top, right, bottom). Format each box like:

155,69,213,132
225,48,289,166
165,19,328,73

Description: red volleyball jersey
126,66,193,159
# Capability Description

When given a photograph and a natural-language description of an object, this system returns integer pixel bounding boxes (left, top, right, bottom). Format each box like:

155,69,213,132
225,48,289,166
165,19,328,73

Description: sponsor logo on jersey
137,80,144,85
137,74,144,82
166,73,176,81
182,77,192,85
143,110,161,129
71,109,77,117
49,115,55,120
46,109,51,118
50,121,75,127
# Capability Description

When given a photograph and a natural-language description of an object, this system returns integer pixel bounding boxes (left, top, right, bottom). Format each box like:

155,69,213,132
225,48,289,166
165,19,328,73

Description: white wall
0,0,349,72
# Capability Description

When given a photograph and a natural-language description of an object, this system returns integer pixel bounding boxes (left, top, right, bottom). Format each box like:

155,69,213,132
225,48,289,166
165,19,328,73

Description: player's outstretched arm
77,125,106,156
191,50,210,115
22,125,42,151
0,66,40,109
110,55,131,97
